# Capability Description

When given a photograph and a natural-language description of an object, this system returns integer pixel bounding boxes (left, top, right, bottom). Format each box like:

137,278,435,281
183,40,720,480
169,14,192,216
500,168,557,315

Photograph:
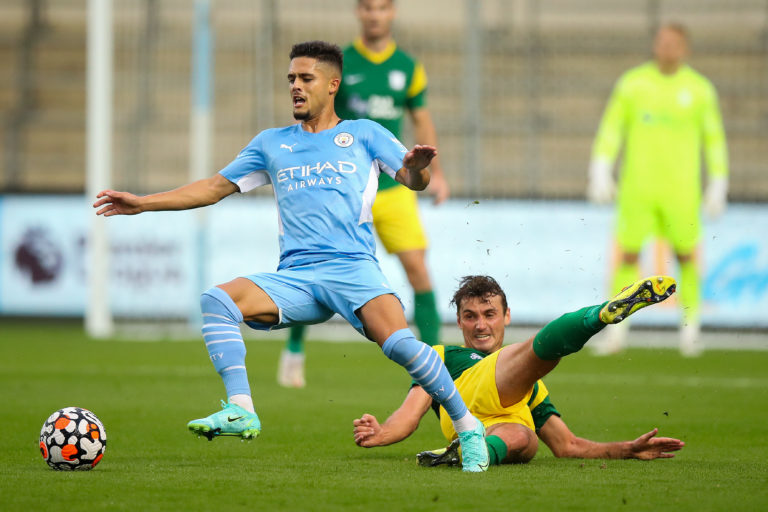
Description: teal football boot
187,400,261,441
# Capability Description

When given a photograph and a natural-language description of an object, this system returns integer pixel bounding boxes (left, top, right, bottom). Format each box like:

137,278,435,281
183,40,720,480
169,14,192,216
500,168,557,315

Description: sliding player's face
653,28,688,69
288,57,340,121
357,0,395,41
457,294,510,354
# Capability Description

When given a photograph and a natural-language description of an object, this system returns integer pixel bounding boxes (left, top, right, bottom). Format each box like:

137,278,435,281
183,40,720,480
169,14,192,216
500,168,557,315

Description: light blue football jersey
219,119,408,269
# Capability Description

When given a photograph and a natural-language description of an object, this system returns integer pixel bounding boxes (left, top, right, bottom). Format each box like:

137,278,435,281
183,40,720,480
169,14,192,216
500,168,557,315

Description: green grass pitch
1,321,767,511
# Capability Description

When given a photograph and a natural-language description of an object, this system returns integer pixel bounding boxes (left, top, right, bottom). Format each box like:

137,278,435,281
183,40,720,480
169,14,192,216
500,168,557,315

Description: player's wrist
622,441,636,459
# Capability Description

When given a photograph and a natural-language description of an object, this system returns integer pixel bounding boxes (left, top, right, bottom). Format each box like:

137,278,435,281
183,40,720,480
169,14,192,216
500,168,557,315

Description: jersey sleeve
362,121,408,179
218,133,271,192
528,380,561,431
701,80,729,178
591,73,630,167
405,62,428,110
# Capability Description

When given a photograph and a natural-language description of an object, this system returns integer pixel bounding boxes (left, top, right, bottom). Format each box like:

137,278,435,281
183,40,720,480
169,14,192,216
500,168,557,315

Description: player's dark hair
450,275,508,314
289,41,343,74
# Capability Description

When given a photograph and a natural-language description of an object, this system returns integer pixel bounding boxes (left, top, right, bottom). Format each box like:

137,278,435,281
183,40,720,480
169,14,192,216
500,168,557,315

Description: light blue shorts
243,257,402,336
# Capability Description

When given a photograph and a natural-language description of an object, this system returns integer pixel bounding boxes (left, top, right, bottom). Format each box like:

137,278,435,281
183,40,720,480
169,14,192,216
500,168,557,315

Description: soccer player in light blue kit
94,41,489,472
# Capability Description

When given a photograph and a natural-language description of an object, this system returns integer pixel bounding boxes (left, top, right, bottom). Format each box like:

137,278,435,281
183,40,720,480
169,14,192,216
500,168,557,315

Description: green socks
286,325,305,354
486,435,508,465
678,259,700,324
414,290,440,346
532,303,608,360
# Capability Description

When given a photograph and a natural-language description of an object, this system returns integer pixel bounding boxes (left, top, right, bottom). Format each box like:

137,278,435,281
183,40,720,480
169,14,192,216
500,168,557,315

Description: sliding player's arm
538,415,684,460
353,386,433,447
94,174,238,216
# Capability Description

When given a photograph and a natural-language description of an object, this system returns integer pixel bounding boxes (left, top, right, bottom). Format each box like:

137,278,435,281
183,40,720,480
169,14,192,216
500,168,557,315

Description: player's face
357,0,395,41
457,294,510,354
653,28,688,70
287,57,340,121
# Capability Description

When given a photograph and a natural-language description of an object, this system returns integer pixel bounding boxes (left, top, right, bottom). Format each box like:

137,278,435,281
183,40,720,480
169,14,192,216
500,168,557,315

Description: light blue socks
200,287,250,397
381,328,469,421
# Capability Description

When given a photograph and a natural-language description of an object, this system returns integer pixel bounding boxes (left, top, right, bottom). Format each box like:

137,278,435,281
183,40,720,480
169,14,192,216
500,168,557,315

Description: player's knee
502,429,539,464
200,287,242,323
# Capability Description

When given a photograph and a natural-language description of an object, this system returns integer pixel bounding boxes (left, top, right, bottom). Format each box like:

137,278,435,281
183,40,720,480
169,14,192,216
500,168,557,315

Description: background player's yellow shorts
439,350,535,441
372,185,428,254
616,194,700,254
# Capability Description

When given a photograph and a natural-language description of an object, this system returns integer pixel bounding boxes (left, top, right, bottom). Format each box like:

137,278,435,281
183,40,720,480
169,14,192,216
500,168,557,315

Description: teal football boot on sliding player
187,400,261,441
600,275,677,324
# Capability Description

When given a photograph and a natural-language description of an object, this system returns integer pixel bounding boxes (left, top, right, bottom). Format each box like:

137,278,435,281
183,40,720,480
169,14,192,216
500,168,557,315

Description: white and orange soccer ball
39,407,107,470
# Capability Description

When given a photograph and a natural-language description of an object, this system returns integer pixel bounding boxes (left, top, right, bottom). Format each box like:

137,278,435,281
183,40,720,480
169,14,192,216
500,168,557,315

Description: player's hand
586,159,615,204
353,413,385,448
427,172,450,205
703,176,728,219
628,428,685,460
93,189,144,216
403,145,437,172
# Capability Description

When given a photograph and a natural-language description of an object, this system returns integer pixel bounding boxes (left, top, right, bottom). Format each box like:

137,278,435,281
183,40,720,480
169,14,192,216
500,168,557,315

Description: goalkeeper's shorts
616,194,700,254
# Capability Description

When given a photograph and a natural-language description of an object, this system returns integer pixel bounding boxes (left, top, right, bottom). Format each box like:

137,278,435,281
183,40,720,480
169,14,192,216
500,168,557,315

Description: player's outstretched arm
353,386,433,448
538,416,684,460
395,145,436,191
94,174,238,216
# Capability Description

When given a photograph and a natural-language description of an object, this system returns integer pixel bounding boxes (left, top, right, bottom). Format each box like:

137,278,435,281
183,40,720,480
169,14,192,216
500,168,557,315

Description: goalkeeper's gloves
703,175,728,218
587,158,615,204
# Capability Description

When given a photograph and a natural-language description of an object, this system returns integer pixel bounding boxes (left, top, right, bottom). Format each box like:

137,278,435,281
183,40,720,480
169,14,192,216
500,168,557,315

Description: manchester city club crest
334,132,354,147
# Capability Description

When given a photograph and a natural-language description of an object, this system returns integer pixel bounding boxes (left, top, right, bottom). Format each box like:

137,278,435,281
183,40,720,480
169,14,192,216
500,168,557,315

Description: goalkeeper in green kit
587,23,729,356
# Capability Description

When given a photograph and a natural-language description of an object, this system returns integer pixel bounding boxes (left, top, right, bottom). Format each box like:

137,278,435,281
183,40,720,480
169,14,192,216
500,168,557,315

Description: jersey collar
353,37,397,65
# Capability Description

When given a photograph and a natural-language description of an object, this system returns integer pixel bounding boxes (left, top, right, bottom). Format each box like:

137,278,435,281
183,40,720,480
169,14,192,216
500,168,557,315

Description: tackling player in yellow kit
353,275,684,467
588,23,729,356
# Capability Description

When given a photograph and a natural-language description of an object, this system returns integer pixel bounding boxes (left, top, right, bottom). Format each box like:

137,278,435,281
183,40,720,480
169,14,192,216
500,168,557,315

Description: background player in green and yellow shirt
353,275,684,467
587,23,729,356
279,0,450,387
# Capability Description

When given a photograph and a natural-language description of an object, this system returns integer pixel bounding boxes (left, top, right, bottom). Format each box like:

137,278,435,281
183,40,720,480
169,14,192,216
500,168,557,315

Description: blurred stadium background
1,0,767,344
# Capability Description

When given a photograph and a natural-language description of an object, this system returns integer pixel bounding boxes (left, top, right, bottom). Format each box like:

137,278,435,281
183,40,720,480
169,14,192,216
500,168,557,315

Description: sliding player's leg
418,423,537,467
486,423,538,464
419,351,540,468
496,276,677,406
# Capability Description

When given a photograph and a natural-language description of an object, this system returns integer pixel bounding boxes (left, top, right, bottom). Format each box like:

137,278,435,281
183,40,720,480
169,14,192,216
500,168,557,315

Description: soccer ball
39,407,107,471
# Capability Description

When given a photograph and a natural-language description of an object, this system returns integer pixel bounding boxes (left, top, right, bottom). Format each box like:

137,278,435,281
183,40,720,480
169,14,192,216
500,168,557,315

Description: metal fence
1,0,767,199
